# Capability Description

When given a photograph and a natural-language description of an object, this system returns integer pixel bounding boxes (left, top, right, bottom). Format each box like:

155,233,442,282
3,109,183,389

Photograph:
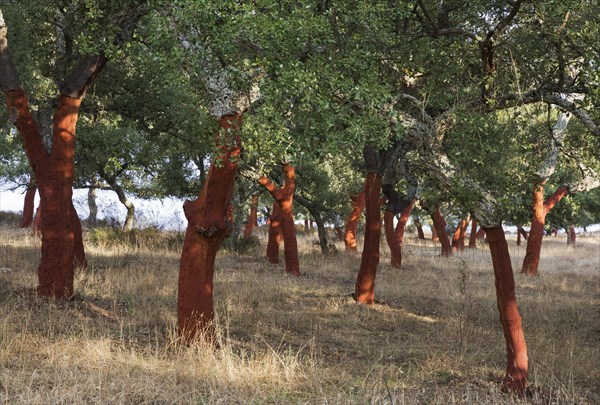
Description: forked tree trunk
242,195,259,239
485,226,528,396
414,217,425,239
259,164,300,275
266,201,282,264
521,183,568,276
468,218,478,248
355,172,382,304
431,205,452,256
178,115,242,345
344,190,365,251
452,218,469,253
382,185,413,269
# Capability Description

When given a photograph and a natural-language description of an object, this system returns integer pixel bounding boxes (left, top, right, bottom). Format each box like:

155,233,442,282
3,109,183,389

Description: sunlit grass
0,226,598,404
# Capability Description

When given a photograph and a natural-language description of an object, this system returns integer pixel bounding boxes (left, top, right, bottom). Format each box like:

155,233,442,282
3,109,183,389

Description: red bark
71,202,87,269
521,183,568,276
266,201,282,264
395,199,415,246
485,226,528,396
516,227,528,246
355,173,382,304
344,191,365,251
19,182,36,228
431,206,452,256
242,195,258,239
431,224,439,242
178,115,242,345
452,218,469,253
259,164,300,276
468,218,478,248
33,206,42,237
567,225,576,246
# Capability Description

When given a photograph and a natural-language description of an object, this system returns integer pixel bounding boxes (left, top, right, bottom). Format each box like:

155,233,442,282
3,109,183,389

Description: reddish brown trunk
36,96,82,299
344,191,365,251
71,202,87,269
384,211,402,268
522,183,568,276
452,218,469,253
485,226,528,396
431,224,439,242
395,199,415,246
259,164,299,276
178,115,242,345
432,206,452,256
568,226,576,246
266,202,282,264
242,195,258,239
468,218,478,248
414,218,425,239
355,173,382,304
516,227,528,246
476,228,486,239
19,183,36,228
33,206,42,237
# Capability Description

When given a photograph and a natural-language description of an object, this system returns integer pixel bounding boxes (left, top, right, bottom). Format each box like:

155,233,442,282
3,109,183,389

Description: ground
0,221,598,404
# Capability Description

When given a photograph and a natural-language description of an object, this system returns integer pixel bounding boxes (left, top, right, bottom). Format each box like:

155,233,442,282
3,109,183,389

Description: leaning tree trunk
344,190,365,252
243,194,259,239
485,226,528,396
178,115,242,345
431,205,452,257
107,178,135,231
355,172,382,304
468,218,478,248
521,183,568,276
259,164,300,275
390,198,415,269
266,201,283,264
516,226,528,246
414,216,425,239
19,180,36,228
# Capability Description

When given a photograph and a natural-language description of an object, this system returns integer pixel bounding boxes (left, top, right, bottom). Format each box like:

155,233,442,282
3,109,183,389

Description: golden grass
0,226,598,404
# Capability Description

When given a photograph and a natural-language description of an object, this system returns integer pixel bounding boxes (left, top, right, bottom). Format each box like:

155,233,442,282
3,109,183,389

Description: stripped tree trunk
243,194,258,239
19,179,36,228
266,201,282,264
259,164,300,275
521,183,568,276
382,185,413,268
355,172,382,304
468,218,478,248
344,190,365,251
178,115,241,345
431,205,452,256
452,218,469,253
516,227,528,246
485,226,528,396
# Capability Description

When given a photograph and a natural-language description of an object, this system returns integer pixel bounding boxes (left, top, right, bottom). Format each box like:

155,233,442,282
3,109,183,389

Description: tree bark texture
266,201,282,264
344,191,365,251
178,115,241,345
259,164,299,275
431,205,452,256
19,181,36,228
355,173,382,304
521,183,568,276
468,218,478,248
485,226,528,397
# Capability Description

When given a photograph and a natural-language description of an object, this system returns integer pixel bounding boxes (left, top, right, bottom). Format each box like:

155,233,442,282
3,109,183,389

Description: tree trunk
431,205,452,256
414,217,425,239
516,227,528,246
468,218,478,248
355,173,382,304
71,202,87,269
178,114,241,345
476,228,486,239
485,226,528,396
304,219,309,230
452,218,469,253
87,184,98,226
384,210,402,268
313,212,330,254
567,225,576,246
395,199,414,246
344,190,365,251
243,194,258,239
107,179,135,231
19,180,36,228
521,183,568,276
266,201,282,264
259,164,300,275
33,205,42,237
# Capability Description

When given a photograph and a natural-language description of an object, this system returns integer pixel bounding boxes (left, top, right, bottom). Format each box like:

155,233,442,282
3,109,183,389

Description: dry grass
0,226,598,404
